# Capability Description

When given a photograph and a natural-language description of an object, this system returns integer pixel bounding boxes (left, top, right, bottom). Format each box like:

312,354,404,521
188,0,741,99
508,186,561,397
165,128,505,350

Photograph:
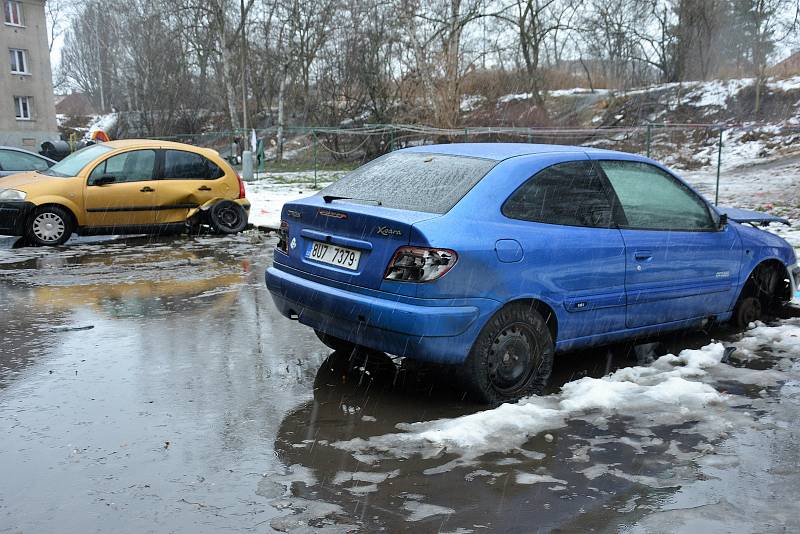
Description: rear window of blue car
319,152,496,214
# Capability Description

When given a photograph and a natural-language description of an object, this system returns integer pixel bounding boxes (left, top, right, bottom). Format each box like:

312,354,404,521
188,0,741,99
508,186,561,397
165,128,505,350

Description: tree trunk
442,0,462,130
221,35,241,130
276,73,286,163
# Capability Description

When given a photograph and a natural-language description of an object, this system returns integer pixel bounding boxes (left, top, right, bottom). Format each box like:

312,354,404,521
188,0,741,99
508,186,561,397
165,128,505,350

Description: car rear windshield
319,152,496,214
40,144,112,177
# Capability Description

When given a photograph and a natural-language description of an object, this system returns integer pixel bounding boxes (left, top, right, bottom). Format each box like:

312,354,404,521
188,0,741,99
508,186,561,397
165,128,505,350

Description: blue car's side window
599,160,715,231
502,161,617,228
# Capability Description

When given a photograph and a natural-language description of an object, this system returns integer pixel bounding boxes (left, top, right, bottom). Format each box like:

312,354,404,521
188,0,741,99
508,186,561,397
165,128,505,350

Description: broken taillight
276,220,289,254
384,246,458,282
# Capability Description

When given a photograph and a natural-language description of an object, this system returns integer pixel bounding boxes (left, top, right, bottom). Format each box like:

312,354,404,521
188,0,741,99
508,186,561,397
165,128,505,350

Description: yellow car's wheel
26,206,74,246
208,201,247,234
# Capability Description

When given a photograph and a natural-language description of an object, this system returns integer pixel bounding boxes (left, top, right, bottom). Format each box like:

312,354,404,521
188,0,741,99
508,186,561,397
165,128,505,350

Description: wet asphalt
0,233,798,533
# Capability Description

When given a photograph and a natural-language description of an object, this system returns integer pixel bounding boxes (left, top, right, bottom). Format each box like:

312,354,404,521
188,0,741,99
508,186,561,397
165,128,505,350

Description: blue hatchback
267,144,799,403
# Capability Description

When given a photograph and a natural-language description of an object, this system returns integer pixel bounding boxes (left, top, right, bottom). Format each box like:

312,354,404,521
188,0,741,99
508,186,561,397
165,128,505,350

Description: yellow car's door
154,149,232,224
83,149,160,229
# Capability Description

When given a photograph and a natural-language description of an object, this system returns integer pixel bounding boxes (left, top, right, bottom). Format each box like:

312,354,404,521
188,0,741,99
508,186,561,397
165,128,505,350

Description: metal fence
146,123,800,202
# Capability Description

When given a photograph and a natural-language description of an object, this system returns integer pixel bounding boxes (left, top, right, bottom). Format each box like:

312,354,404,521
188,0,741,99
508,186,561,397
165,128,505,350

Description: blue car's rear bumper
266,265,498,363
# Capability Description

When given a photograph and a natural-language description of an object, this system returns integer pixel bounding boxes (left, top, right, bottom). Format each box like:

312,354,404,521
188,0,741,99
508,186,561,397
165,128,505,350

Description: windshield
40,144,113,177
320,152,496,214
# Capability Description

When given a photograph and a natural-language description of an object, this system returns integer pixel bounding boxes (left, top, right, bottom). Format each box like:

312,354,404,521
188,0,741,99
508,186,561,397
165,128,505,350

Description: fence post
389,125,396,152
715,127,723,206
645,124,652,158
464,128,469,143
312,129,318,189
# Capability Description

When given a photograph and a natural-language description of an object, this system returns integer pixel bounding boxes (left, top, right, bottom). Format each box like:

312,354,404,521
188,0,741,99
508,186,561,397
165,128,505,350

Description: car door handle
634,250,653,261
197,186,212,191
140,186,155,193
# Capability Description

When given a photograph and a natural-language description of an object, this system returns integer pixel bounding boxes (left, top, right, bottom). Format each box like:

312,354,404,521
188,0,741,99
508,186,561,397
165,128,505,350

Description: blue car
266,144,799,403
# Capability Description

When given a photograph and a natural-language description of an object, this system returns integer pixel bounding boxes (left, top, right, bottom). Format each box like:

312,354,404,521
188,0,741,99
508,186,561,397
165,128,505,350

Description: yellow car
0,140,251,246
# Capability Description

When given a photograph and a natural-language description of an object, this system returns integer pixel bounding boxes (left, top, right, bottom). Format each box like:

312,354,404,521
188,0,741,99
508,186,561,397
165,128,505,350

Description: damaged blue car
266,144,799,404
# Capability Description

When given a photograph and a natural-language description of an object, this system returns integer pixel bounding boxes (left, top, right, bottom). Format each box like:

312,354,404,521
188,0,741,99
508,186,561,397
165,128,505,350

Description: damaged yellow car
0,140,250,246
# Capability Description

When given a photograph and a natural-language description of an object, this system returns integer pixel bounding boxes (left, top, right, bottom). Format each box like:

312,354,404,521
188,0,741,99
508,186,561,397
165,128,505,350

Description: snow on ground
493,75,800,109
246,171,341,229
681,78,753,111
460,95,485,112
682,153,800,212
332,343,731,459
547,87,611,97
496,92,533,105
331,321,800,474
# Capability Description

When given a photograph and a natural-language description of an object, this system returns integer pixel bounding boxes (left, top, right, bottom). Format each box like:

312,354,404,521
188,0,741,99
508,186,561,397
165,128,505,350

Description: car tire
462,303,554,405
315,329,357,353
208,200,248,234
25,206,73,246
733,296,762,330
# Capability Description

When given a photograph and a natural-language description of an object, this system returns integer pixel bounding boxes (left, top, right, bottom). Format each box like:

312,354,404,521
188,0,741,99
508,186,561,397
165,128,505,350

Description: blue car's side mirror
718,213,728,230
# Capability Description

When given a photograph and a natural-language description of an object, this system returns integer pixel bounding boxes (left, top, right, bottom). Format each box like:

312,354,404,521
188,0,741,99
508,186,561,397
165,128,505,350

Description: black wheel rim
217,206,241,229
487,322,539,395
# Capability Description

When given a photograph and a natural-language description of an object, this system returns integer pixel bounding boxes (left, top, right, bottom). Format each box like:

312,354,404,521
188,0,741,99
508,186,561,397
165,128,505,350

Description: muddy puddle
1,233,799,533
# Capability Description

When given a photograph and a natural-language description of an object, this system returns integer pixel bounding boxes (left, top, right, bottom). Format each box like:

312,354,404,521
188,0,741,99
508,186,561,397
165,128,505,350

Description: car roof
99,139,221,159
0,145,45,155
103,139,203,150
400,142,628,161
0,145,55,162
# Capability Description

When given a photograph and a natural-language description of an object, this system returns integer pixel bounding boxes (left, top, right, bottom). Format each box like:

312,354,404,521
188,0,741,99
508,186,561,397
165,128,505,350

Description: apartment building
0,0,57,149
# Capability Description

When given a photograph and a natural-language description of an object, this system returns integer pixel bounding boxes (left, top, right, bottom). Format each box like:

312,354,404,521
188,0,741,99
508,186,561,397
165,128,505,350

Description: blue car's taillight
276,220,289,254
384,246,458,282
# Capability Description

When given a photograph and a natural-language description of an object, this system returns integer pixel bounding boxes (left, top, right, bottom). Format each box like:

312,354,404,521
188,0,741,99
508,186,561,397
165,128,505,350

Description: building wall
0,0,58,149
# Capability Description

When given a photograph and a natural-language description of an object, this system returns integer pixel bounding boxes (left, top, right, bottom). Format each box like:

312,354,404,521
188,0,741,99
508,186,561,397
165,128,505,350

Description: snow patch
497,92,532,104
460,95,485,112
403,501,455,522
515,472,567,485
333,343,730,462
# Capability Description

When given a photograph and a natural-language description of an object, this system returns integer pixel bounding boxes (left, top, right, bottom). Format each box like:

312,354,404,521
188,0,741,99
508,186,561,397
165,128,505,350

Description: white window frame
9,48,28,74
4,0,23,27
14,96,32,120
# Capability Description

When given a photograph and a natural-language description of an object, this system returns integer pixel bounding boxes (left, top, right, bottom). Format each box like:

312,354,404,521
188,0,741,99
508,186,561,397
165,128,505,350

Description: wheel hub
219,208,238,227
32,213,65,243
488,324,538,394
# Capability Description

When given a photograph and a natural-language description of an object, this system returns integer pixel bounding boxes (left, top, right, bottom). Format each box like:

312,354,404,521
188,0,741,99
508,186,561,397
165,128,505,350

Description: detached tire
462,304,554,405
25,205,73,246
208,200,247,234
315,330,357,353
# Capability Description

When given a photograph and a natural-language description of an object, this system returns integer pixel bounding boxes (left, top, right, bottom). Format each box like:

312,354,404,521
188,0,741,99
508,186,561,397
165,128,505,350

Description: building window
14,96,31,120
9,48,27,74
4,1,23,26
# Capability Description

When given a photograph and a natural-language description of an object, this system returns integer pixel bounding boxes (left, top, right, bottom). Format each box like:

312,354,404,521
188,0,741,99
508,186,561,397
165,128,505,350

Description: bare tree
580,0,655,90
499,0,578,108
732,0,800,113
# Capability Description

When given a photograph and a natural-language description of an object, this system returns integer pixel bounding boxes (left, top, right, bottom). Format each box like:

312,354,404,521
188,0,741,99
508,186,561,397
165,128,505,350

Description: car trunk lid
279,196,439,289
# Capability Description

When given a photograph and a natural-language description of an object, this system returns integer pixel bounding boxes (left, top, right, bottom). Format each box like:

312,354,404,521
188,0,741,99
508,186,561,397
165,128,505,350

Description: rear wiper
322,195,382,206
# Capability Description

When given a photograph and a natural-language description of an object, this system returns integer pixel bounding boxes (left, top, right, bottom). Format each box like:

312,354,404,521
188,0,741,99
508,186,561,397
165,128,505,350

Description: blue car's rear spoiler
717,207,789,226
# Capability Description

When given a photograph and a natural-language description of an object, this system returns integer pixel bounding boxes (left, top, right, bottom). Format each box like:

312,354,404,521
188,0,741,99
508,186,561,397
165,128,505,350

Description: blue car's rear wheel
462,304,554,404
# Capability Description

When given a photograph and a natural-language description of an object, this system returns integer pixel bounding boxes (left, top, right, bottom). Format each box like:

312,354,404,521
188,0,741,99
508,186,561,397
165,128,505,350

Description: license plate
307,241,361,271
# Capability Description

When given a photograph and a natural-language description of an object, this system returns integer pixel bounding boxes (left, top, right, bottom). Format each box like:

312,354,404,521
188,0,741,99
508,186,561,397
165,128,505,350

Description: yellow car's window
163,150,223,180
89,150,157,184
